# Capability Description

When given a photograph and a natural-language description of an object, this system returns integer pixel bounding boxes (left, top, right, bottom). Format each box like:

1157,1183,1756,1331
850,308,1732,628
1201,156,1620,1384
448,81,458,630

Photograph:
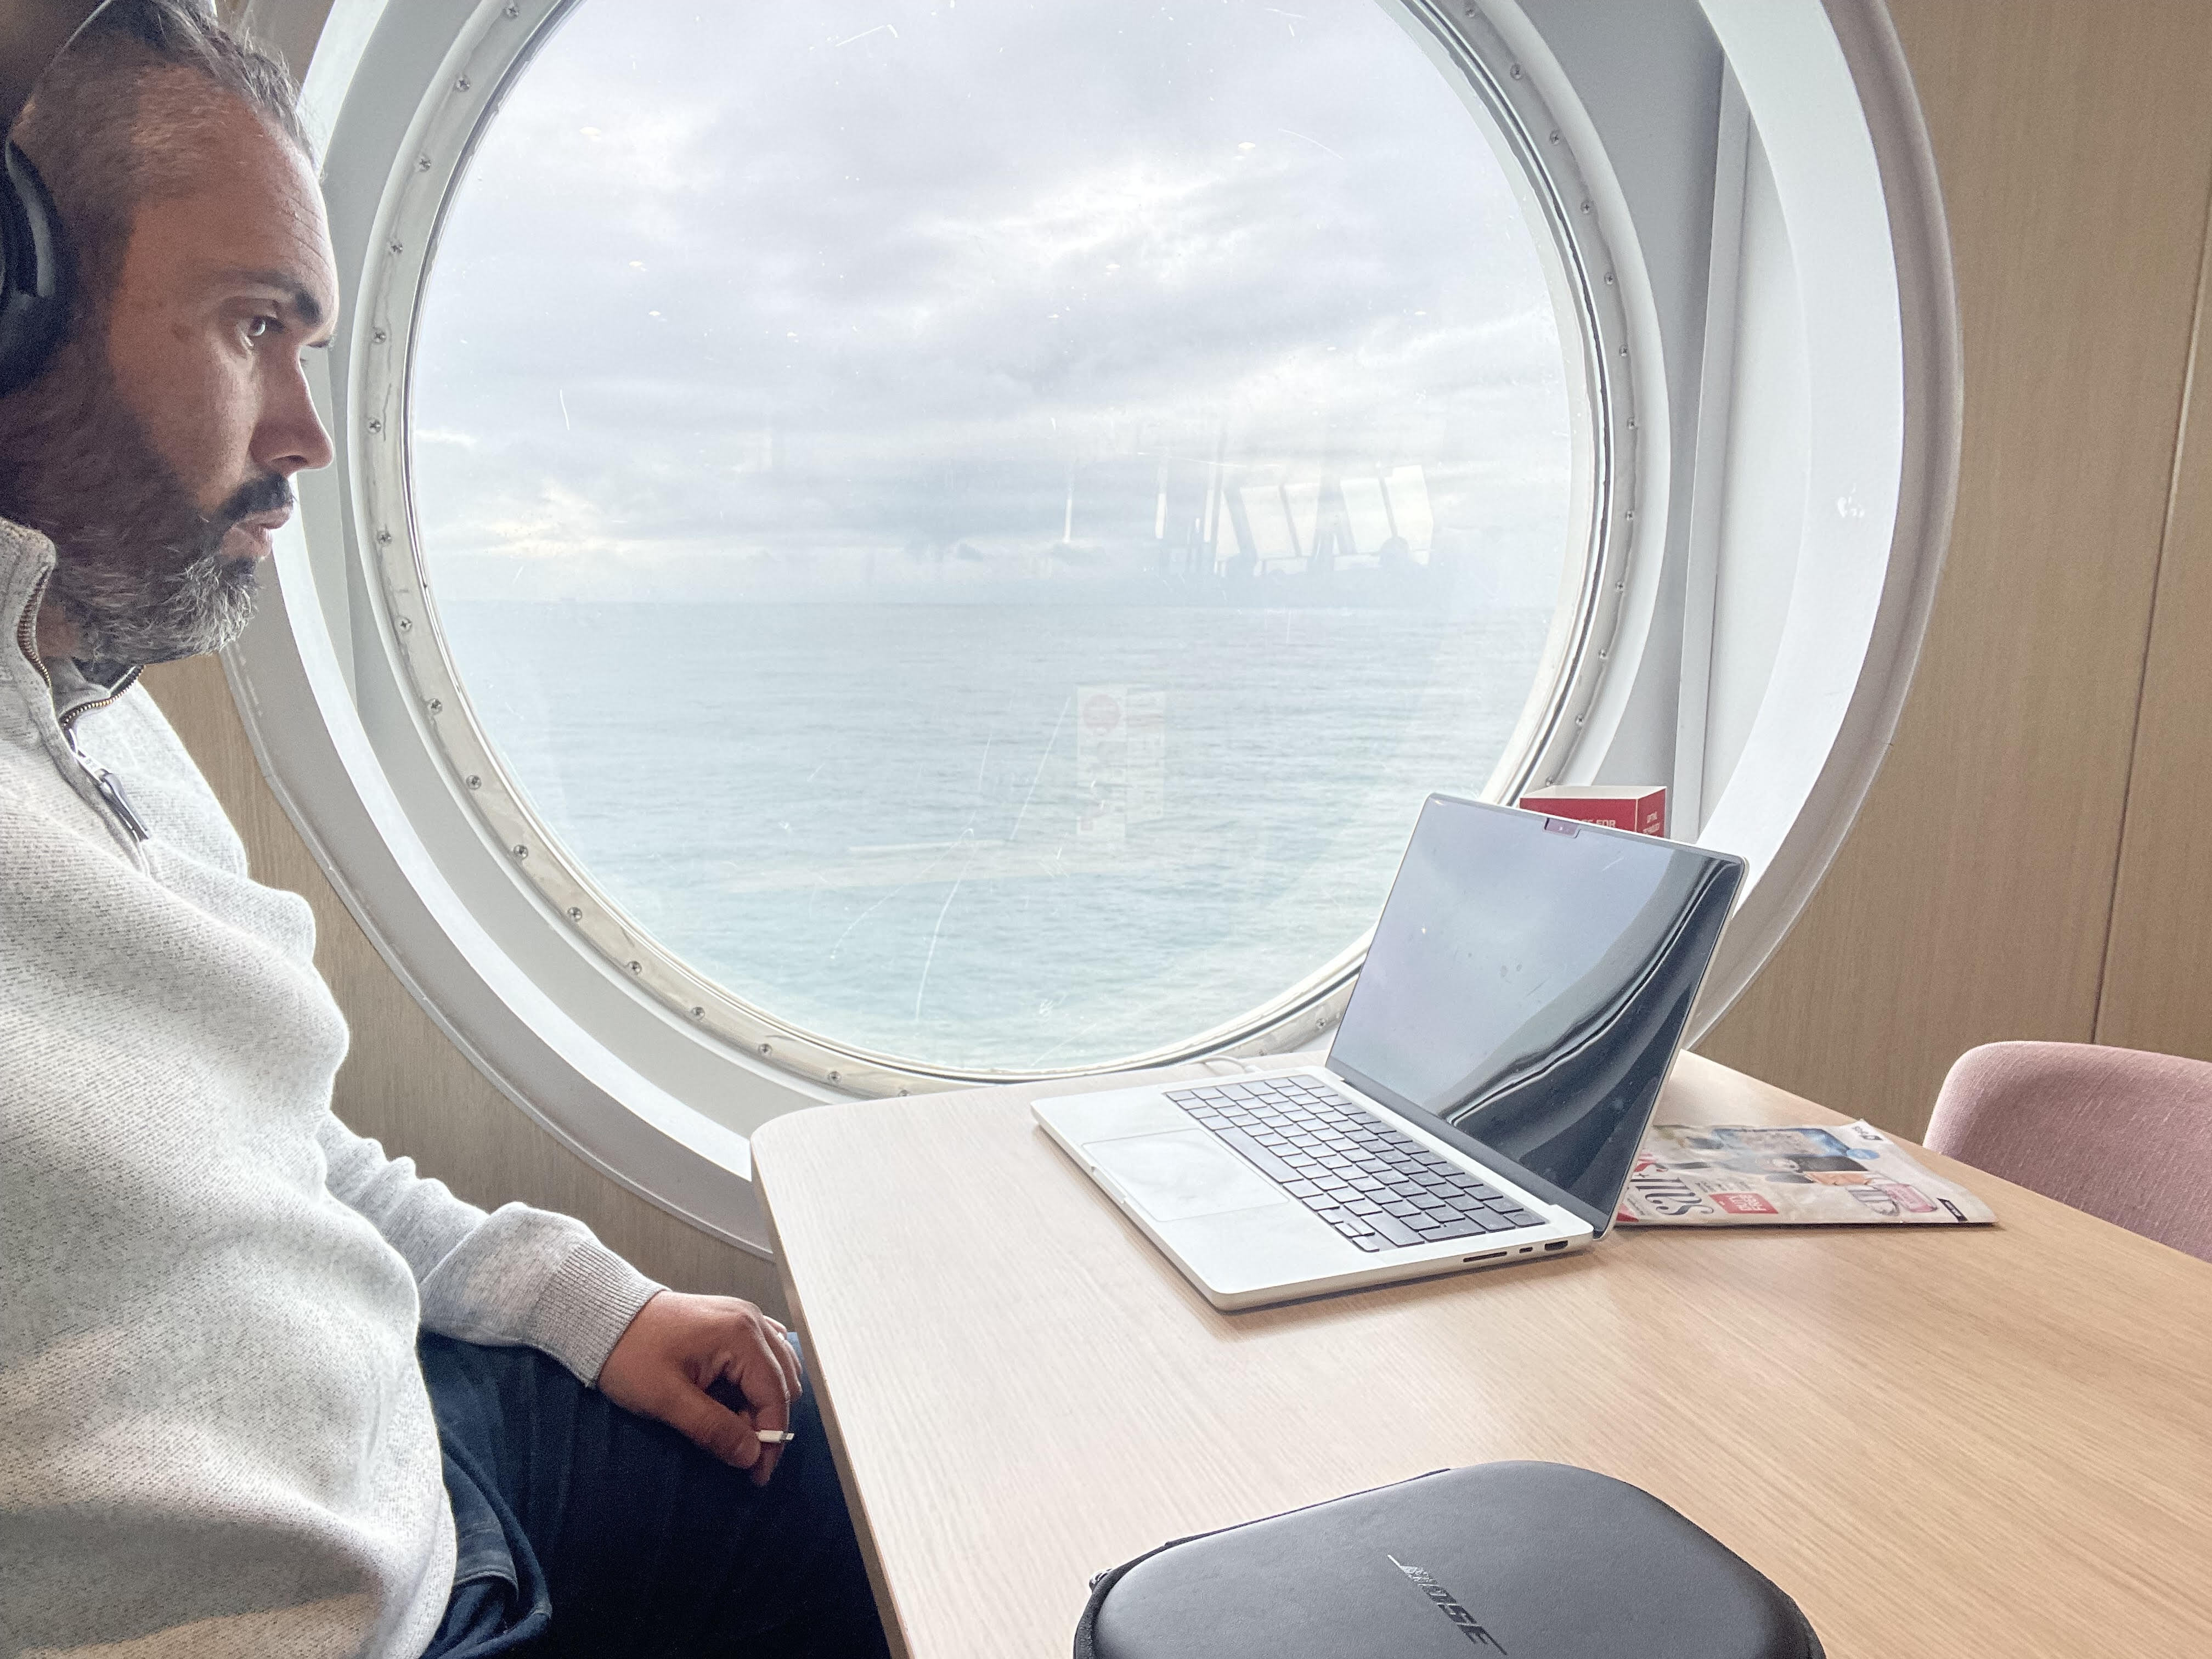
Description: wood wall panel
2097,223,2212,1060
138,654,787,1317
1700,0,2212,1136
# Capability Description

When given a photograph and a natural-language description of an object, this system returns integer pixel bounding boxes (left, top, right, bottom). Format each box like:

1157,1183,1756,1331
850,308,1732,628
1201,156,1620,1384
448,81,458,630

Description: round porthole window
365,0,1636,1085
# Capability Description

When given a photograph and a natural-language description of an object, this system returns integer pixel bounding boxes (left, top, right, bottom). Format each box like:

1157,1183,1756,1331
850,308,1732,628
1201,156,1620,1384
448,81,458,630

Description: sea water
438,600,1551,1072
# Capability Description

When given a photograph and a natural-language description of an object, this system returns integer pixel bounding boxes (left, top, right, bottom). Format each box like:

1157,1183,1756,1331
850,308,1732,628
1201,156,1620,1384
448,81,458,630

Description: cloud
409,0,1579,603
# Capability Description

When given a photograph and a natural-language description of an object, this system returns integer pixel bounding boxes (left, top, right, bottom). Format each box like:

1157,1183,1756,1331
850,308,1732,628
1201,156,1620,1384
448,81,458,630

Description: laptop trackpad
1085,1129,1291,1222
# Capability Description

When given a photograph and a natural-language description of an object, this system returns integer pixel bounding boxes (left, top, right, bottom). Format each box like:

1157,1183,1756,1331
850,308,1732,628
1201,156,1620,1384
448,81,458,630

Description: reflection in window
411,0,1581,1071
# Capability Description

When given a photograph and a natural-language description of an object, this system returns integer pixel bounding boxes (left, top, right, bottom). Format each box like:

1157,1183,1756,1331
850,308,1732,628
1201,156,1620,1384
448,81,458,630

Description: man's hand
597,1290,803,1485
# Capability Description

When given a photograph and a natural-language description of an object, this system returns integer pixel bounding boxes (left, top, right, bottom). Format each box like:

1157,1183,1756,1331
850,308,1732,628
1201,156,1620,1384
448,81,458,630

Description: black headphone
0,135,67,395
0,0,117,397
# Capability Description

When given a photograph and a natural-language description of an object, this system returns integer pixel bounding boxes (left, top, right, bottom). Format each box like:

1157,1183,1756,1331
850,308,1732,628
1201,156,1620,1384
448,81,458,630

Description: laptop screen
1327,794,1742,1234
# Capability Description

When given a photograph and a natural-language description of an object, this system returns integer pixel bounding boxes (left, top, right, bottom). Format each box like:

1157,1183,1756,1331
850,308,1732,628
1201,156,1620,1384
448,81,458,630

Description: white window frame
343,0,1646,1094
224,0,1956,1255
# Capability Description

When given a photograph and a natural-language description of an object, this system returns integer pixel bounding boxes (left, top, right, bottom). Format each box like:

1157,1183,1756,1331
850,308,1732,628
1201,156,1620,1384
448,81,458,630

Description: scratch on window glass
828,836,963,961
1008,692,1071,847
912,867,968,1021
1277,127,1343,162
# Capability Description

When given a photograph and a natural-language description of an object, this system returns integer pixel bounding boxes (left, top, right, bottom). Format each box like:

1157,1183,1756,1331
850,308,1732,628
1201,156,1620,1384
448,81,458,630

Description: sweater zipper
59,672,149,842
15,569,151,843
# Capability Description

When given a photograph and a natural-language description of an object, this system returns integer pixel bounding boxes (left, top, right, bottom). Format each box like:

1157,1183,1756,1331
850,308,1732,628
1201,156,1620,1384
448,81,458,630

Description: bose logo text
1387,1554,1508,1651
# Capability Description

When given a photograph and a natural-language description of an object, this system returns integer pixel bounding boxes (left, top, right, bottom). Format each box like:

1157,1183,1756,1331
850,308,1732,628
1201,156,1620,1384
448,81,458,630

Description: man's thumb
654,1380,762,1471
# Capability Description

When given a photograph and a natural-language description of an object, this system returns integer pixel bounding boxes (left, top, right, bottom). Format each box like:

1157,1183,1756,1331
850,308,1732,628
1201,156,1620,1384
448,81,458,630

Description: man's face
3,83,337,664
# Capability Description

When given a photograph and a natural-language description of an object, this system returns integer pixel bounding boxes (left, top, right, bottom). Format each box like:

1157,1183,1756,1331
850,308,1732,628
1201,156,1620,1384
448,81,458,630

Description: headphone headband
2,1,112,131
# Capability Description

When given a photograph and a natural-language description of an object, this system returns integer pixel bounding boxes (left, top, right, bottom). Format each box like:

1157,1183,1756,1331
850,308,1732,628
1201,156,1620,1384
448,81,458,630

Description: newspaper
1616,1120,1995,1227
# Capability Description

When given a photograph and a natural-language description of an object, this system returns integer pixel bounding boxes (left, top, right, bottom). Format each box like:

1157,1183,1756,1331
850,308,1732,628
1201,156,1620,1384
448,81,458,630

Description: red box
1515,784,1668,838
1711,1191,1780,1216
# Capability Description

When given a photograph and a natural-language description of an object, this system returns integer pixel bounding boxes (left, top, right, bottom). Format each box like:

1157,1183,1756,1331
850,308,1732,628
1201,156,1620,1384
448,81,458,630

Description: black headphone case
1075,1462,1824,1659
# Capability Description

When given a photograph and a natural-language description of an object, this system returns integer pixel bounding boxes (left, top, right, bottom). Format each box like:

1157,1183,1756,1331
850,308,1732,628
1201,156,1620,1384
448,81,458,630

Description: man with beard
0,3,890,1655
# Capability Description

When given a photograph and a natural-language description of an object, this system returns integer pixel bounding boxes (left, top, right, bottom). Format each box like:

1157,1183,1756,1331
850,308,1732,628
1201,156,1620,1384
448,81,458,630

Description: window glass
410,0,1581,1073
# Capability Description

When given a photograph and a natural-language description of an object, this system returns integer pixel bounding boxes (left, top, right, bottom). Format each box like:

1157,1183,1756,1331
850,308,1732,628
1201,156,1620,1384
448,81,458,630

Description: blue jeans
415,1331,891,1659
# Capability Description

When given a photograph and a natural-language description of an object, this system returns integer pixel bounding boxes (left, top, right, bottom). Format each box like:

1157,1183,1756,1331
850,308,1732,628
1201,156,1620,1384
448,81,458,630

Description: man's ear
0,0,109,131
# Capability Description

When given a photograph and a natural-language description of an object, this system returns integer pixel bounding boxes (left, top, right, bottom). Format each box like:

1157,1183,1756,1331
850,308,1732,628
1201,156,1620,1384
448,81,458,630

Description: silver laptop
1035,793,1745,1310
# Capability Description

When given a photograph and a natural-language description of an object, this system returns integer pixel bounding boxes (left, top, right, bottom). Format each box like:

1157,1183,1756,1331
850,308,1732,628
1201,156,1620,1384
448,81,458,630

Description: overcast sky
409,0,1577,604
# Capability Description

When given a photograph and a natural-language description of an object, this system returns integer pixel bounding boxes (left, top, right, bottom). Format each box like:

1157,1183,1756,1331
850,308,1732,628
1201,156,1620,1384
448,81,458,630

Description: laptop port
1544,1240,1569,1251
1463,1250,1508,1263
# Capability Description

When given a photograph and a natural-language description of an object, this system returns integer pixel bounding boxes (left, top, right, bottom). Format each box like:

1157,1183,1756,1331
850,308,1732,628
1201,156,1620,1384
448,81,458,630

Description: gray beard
51,518,262,669
0,323,278,668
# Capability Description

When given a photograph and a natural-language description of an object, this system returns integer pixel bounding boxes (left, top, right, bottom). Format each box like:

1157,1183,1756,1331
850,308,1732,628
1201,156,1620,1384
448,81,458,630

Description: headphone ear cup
0,140,71,398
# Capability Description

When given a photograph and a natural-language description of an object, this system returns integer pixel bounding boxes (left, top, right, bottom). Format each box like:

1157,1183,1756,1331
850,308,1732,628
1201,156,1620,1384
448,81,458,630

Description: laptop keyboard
1162,1075,1544,1252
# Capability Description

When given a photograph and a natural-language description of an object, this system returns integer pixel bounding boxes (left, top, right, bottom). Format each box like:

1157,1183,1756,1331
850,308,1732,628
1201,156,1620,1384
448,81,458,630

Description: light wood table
752,1052,2212,1658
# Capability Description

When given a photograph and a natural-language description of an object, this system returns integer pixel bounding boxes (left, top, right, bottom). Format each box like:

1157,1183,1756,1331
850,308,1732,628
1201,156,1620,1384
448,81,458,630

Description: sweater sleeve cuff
526,1240,664,1385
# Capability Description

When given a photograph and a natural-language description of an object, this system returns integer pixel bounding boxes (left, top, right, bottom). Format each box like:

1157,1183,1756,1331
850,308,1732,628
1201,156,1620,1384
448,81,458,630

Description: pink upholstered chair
1926,1041,2212,1261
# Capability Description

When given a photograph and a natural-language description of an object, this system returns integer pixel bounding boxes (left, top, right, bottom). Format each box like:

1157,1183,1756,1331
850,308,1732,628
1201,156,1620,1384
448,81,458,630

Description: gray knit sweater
0,520,664,1657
